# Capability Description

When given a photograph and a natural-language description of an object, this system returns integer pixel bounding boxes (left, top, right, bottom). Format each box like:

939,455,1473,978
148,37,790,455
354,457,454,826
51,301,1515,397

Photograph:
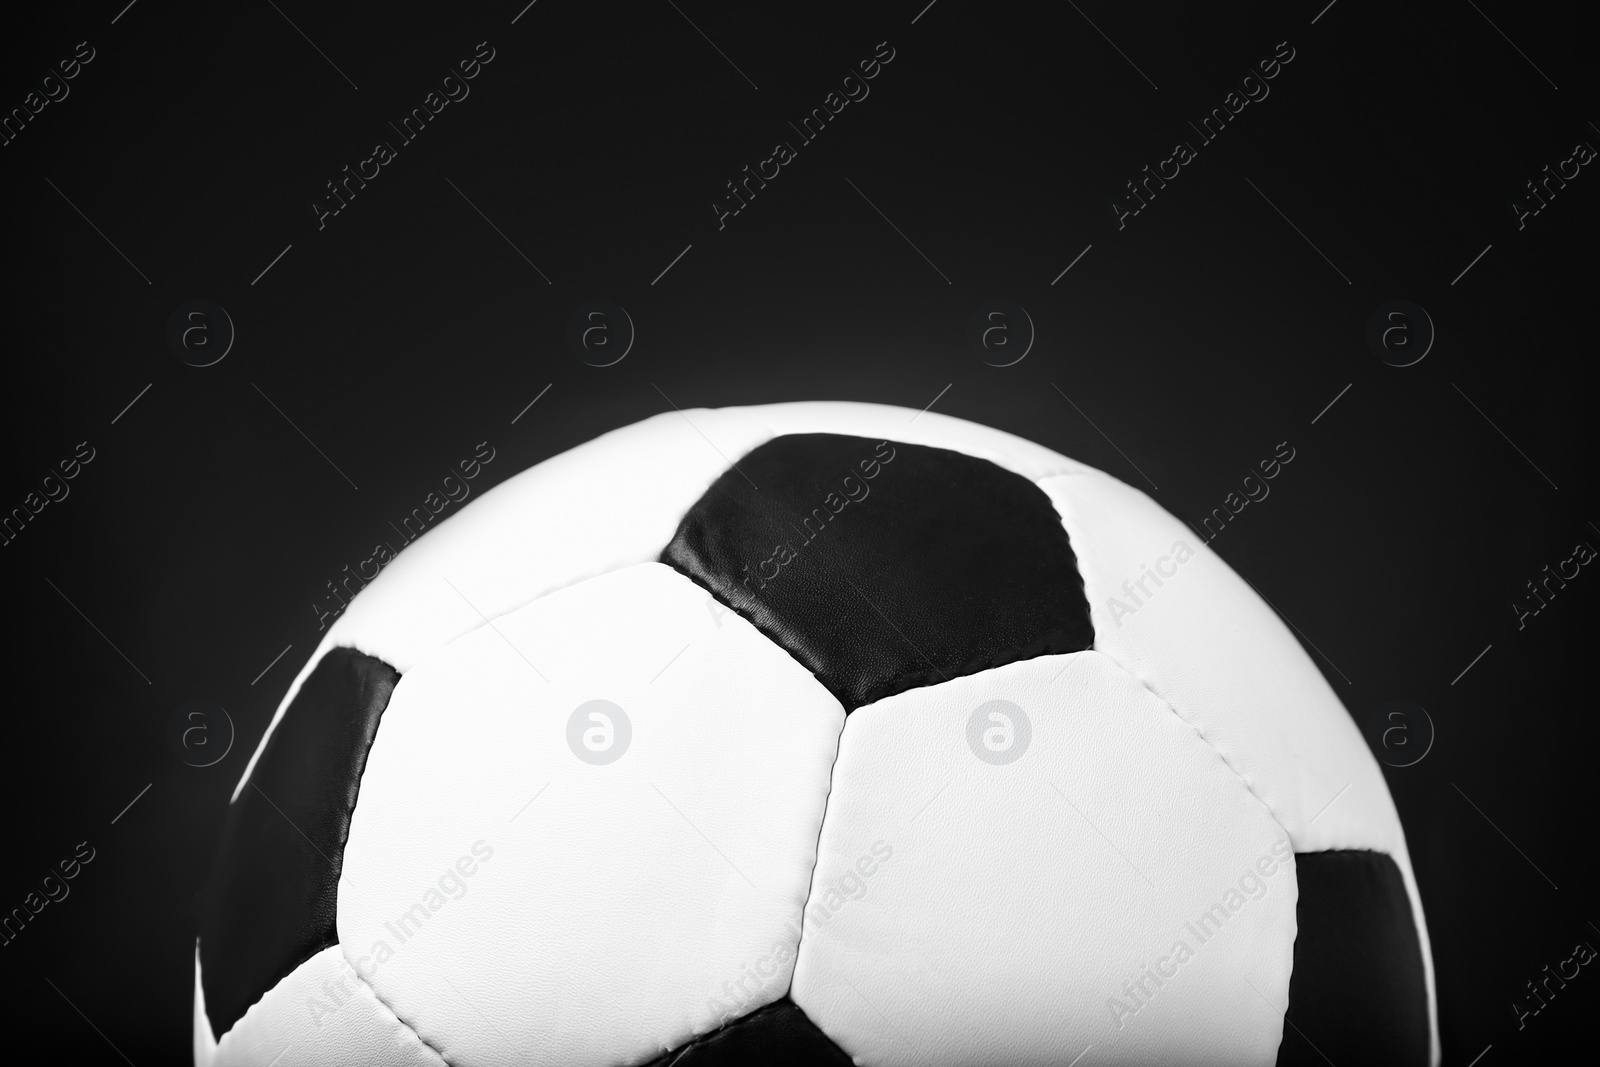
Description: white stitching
1107,653,1296,846
343,957,453,1066
1034,469,1296,846
205,945,452,1065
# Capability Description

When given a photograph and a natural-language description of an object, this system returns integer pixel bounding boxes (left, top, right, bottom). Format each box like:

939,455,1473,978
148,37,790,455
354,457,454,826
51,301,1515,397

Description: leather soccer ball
195,402,1435,1066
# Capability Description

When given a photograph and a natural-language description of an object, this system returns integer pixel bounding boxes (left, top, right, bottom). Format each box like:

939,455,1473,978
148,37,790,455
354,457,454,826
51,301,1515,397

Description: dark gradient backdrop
1,1,1594,1063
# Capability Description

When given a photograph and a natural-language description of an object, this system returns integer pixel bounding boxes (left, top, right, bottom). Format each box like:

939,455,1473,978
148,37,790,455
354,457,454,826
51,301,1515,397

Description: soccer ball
195,401,1436,1067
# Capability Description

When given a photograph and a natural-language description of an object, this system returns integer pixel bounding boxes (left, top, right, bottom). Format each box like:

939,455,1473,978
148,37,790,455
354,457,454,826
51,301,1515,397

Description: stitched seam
205,946,450,1064
647,999,797,1065
207,654,397,1042
663,438,1094,710
646,414,835,1061
329,657,450,1064
1124,656,1295,845
213,429,1085,1057
337,555,672,669
654,543,867,994
793,709,848,985
428,417,776,644
1034,463,1435,1056
205,937,341,1044
652,422,846,705
345,957,453,1066
236,422,783,802
1033,467,1297,845
306,422,790,1067
336,652,400,868
358,424,788,661
335,432,1081,667
346,434,1076,667
845,459,1093,704
239,558,671,802
1035,465,1293,841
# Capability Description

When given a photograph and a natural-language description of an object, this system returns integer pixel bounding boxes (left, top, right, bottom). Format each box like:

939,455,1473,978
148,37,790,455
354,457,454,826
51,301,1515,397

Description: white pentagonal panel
792,651,1297,1067
338,562,844,1067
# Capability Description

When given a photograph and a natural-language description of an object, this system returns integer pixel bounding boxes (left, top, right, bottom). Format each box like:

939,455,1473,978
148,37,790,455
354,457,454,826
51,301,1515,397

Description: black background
1,1,1595,1062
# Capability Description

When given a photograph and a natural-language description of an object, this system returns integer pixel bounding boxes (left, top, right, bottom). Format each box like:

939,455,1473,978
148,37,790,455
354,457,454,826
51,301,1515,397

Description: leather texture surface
1036,470,1439,1064
203,402,1437,1065
1277,850,1429,1067
200,647,399,1040
336,562,844,1067
663,433,1094,709
198,944,447,1067
791,651,1296,1067
642,998,854,1066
